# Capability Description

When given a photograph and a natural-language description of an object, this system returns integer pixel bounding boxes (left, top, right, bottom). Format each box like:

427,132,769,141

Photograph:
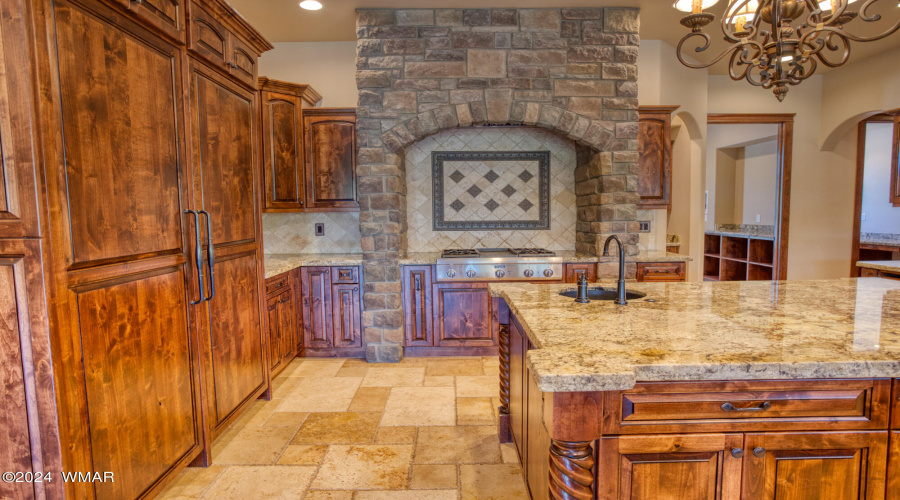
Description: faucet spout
602,235,628,305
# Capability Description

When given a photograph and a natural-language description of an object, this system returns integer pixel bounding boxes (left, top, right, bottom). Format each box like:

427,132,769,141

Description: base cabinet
299,266,364,357
432,282,493,347
265,272,297,378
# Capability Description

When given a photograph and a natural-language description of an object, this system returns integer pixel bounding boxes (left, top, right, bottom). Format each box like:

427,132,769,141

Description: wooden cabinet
509,319,527,460
742,431,888,499
128,0,184,42
432,282,494,348
637,106,678,209
188,0,268,87
299,266,364,357
889,432,900,500
266,273,296,378
890,111,899,206
259,78,322,211
636,262,686,282
597,434,743,500
402,265,433,347
564,263,597,283
704,233,775,282
303,108,359,211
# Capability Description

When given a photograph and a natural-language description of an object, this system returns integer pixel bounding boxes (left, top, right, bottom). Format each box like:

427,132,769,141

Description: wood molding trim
549,440,595,500
707,113,794,280
258,77,323,106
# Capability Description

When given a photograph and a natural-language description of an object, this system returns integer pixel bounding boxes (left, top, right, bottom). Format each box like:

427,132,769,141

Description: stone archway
354,7,641,362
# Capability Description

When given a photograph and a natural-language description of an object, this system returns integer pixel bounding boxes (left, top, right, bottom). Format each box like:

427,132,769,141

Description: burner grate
441,249,479,258
511,248,556,257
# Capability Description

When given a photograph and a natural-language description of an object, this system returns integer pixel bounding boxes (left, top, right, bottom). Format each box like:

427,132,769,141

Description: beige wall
740,141,778,226
861,122,900,234
259,41,358,107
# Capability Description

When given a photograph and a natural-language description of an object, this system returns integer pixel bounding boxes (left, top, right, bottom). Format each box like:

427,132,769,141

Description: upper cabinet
304,108,359,211
258,78,322,212
890,111,900,206
127,0,184,43
187,0,271,88
637,105,678,210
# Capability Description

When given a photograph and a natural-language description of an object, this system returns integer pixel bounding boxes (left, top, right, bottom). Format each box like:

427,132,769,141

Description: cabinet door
228,34,257,88
127,0,184,43
266,289,295,376
301,267,333,348
261,91,304,210
509,320,526,460
432,282,494,347
891,113,900,206
188,1,228,70
597,434,743,500
50,2,203,497
564,263,597,283
0,0,39,239
889,432,900,500
402,265,433,346
742,431,888,500
331,283,362,348
189,63,266,434
0,241,62,500
637,107,675,209
303,110,358,210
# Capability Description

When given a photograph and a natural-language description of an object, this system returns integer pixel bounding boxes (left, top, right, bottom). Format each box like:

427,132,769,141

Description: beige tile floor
158,357,530,500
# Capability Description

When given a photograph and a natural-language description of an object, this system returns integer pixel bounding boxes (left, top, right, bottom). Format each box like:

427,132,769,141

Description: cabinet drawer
332,266,359,284
636,262,685,282
127,0,184,42
604,379,892,434
265,273,291,295
860,268,879,278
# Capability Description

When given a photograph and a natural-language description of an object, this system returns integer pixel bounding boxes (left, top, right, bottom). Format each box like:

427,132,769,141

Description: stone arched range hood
355,7,641,362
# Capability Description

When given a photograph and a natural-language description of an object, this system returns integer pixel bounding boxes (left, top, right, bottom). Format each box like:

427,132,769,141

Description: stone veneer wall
355,7,641,362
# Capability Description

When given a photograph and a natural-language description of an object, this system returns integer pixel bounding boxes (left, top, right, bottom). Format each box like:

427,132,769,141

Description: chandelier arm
858,0,885,22
727,47,752,81
810,32,852,67
819,18,900,43
675,33,749,69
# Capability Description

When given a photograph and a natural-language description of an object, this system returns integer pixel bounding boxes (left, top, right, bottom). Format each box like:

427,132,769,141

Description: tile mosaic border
432,151,550,231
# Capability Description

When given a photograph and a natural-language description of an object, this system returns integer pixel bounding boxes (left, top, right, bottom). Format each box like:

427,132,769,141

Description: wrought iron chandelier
675,0,900,100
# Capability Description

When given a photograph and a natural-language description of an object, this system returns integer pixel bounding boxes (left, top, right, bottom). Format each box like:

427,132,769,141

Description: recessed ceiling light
299,0,322,10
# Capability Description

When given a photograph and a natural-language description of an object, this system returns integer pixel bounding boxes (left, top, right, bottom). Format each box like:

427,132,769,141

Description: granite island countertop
398,250,691,265
489,278,900,393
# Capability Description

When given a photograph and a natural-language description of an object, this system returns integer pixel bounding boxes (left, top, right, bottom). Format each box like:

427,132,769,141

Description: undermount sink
559,287,647,301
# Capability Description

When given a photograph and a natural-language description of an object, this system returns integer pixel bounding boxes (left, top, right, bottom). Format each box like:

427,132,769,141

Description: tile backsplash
406,127,576,252
262,212,362,255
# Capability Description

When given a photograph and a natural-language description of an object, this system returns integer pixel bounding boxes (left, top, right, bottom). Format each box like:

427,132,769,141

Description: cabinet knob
730,448,744,459
752,447,766,458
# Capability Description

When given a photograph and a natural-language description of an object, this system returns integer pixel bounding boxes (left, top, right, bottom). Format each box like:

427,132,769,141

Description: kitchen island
489,278,900,499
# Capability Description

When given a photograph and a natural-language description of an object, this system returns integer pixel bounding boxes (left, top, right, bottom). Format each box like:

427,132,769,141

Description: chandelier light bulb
299,0,322,10
673,0,720,13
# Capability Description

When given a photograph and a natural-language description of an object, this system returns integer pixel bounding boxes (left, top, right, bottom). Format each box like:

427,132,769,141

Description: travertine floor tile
276,444,328,465
281,358,345,378
277,377,361,412
304,491,354,500
415,426,501,464
423,376,454,387
229,400,278,428
425,359,484,376
355,491,457,500
456,397,495,425
263,411,308,430
374,426,417,444
349,386,392,412
397,357,430,367
381,387,455,426
269,376,301,399
362,366,425,387
156,465,225,499
456,376,499,398
336,364,369,377
459,464,529,499
212,427,296,464
500,443,519,464
409,464,458,489
311,445,414,490
201,466,316,499
292,412,381,444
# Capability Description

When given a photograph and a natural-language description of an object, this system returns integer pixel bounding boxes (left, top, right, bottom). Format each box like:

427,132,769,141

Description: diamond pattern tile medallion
466,184,483,199
484,170,499,183
449,170,465,184
501,184,516,198
518,170,534,183
450,199,465,212
518,199,534,212
484,199,499,212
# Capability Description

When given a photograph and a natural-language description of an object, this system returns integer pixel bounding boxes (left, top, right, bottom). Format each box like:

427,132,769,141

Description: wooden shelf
705,233,777,282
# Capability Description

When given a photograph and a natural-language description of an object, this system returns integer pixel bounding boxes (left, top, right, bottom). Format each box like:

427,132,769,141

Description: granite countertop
489,278,900,393
857,261,900,273
706,230,775,241
398,250,691,265
860,234,900,247
264,253,364,278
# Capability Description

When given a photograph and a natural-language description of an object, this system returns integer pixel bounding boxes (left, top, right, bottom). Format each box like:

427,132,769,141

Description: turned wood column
497,322,512,442
549,440,595,500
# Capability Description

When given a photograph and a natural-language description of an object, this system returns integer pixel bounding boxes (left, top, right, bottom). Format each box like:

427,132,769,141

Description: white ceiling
226,0,900,74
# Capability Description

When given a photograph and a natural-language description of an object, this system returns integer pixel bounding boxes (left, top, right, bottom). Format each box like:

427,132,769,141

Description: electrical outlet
861,213,867,221
639,221,651,232
756,214,761,223
315,223,325,236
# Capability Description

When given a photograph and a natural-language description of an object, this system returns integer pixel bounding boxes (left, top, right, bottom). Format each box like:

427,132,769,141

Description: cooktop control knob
543,269,554,277
523,269,534,278
495,269,506,278
446,269,457,278
465,269,477,278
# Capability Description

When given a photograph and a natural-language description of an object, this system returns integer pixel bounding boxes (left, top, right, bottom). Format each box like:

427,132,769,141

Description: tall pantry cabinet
0,0,273,498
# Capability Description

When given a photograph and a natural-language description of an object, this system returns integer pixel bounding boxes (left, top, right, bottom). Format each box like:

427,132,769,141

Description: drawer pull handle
753,447,766,458
721,401,771,412
730,448,744,459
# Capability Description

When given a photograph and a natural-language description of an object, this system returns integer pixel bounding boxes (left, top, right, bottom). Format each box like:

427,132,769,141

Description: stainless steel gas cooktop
436,248,563,282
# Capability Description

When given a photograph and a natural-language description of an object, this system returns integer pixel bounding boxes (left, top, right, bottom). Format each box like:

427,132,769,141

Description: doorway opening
703,114,794,281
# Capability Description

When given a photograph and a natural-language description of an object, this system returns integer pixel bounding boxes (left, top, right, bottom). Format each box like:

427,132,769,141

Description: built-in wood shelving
704,233,775,281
